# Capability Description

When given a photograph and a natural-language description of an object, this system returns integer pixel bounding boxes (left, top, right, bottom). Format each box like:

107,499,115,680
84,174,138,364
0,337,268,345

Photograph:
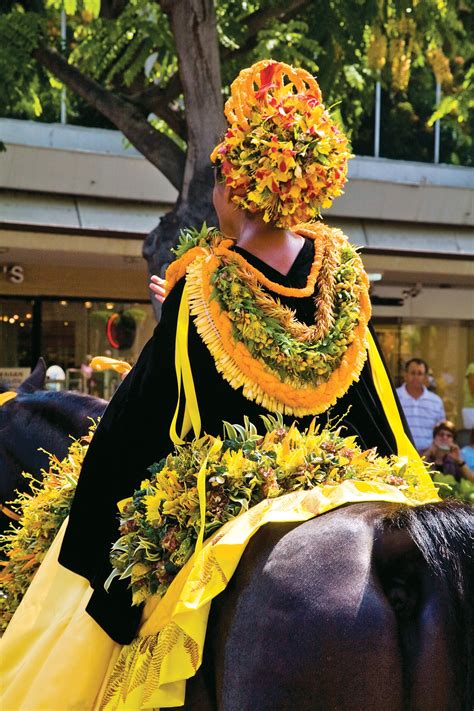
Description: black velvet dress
59,238,410,644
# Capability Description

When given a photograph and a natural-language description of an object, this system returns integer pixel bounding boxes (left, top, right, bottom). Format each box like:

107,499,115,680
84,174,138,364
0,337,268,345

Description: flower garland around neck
166,223,371,417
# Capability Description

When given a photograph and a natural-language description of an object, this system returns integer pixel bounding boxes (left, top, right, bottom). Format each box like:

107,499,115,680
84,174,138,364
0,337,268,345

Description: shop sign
0,367,30,389
2,264,25,284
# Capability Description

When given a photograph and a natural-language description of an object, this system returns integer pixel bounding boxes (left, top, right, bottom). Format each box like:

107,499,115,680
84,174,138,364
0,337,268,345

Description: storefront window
374,318,474,429
0,297,155,399
0,299,35,388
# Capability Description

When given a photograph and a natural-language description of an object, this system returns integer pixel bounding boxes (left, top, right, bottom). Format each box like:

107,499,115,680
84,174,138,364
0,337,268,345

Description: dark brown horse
0,359,106,534
184,500,473,711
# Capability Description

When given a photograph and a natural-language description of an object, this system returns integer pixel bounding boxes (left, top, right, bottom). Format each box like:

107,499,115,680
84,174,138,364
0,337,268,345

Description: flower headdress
210,60,352,228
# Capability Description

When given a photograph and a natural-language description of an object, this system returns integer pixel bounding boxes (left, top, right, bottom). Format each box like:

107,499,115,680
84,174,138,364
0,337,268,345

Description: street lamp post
374,80,381,158
60,4,67,125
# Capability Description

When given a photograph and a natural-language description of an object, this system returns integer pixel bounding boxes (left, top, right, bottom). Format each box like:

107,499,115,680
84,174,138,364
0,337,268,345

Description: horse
184,499,473,711
0,359,106,534
1,366,473,709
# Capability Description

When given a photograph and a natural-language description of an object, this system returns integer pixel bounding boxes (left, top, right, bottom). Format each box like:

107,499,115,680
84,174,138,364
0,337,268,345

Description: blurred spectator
426,367,437,393
424,421,474,483
396,358,446,452
460,428,474,471
462,362,474,429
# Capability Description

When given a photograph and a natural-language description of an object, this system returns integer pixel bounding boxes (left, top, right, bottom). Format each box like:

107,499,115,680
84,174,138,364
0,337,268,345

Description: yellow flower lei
166,224,371,417
210,60,352,228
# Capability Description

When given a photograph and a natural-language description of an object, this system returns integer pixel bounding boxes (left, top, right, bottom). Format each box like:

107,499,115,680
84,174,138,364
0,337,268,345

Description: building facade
1,119,473,423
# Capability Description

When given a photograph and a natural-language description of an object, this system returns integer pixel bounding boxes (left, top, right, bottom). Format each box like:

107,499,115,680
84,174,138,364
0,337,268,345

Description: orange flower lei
210,60,352,228
166,224,371,417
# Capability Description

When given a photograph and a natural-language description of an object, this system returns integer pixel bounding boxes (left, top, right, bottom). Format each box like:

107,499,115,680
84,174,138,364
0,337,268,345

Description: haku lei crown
210,60,353,228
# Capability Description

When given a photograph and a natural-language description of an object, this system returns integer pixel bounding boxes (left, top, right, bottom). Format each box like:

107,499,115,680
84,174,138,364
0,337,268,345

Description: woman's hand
449,443,463,464
149,275,166,304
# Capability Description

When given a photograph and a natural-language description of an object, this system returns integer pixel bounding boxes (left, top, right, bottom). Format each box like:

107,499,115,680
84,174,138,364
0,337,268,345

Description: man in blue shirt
396,358,446,453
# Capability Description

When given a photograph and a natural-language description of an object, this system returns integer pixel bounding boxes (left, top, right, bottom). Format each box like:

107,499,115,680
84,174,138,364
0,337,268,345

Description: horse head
0,361,106,529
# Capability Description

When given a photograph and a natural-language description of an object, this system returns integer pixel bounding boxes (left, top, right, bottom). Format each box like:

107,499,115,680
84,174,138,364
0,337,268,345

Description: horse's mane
17,390,106,431
384,500,474,710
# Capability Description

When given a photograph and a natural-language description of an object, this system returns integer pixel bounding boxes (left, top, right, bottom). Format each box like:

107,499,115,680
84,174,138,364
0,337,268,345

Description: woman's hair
210,60,352,228
433,420,457,439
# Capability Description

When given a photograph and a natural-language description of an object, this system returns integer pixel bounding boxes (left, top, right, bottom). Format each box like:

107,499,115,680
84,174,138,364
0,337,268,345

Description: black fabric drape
59,238,407,644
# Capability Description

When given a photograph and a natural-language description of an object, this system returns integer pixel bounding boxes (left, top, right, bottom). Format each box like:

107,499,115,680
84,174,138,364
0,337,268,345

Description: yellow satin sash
169,283,202,445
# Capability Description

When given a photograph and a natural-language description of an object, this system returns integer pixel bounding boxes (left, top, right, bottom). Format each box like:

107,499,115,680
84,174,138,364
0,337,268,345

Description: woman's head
433,420,457,450
210,60,352,228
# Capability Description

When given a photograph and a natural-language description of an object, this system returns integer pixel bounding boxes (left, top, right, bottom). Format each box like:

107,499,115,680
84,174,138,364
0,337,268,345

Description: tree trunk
143,0,226,316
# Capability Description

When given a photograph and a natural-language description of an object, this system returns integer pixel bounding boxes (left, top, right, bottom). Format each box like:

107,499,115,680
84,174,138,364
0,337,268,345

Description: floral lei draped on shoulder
165,223,371,417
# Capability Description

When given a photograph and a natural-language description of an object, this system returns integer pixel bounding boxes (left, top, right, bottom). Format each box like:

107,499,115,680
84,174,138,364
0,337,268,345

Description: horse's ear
18,358,47,393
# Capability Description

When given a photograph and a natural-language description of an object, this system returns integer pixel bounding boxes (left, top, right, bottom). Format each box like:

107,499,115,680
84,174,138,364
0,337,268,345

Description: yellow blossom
144,492,164,525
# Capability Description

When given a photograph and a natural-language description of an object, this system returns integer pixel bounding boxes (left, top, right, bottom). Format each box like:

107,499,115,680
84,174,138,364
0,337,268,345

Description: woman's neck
235,218,305,276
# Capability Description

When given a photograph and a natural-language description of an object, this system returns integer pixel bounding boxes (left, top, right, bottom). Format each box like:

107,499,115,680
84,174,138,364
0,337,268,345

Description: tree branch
99,0,128,20
33,45,185,190
128,83,187,139
221,0,313,63
240,0,311,40
152,0,313,105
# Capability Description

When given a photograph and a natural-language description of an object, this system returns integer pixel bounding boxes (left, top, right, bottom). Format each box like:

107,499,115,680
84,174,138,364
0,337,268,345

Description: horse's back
186,501,471,711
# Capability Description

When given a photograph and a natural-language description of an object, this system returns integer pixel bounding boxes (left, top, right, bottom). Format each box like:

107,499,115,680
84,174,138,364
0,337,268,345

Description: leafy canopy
0,0,472,165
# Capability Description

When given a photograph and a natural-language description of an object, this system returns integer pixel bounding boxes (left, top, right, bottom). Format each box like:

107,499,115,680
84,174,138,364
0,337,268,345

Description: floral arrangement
0,428,93,631
106,415,427,605
210,60,352,228
166,223,371,416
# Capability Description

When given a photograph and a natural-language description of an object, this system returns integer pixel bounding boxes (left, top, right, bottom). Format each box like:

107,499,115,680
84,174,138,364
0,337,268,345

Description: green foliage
0,0,472,164
171,224,219,258
0,11,45,118
433,472,474,504
71,2,174,90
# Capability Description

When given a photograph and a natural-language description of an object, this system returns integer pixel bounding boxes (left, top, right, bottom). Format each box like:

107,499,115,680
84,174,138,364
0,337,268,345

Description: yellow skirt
0,519,121,711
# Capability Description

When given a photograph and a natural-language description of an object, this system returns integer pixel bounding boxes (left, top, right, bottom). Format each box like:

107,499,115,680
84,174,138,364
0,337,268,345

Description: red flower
256,63,278,100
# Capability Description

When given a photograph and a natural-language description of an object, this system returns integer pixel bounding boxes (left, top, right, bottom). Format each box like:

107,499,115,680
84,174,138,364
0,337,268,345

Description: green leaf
64,0,77,15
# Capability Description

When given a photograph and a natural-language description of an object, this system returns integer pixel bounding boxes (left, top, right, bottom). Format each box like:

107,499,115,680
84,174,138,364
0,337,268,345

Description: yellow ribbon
367,330,438,498
169,284,201,445
0,391,17,407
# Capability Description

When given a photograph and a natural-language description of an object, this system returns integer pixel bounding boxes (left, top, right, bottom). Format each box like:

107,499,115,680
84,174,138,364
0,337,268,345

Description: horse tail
388,500,474,710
